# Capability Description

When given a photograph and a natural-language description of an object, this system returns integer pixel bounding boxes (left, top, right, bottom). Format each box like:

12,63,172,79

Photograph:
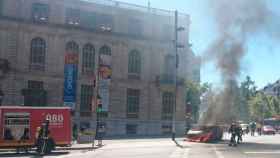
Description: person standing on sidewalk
256,122,262,136
250,122,256,136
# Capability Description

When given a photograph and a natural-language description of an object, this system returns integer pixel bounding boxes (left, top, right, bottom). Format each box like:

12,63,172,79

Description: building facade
261,80,280,97
0,0,199,136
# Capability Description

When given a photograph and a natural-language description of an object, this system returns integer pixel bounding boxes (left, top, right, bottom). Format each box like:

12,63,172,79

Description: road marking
245,151,280,154
182,148,190,158
212,145,225,158
169,147,190,158
169,147,183,158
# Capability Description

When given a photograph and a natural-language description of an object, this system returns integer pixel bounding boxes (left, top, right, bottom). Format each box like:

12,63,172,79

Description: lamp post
172,10,185,141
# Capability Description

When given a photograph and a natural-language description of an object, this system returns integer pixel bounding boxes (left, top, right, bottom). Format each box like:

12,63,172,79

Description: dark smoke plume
200,0,280,125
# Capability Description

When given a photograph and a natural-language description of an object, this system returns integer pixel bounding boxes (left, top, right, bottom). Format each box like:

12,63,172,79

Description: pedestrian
236,124,243,144
228,123,238,146
256,122,262,136
250,122,256,136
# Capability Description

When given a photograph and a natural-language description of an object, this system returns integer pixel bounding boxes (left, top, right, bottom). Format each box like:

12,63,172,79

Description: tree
248,92,278,122
185,81,211,122
239,76,257,121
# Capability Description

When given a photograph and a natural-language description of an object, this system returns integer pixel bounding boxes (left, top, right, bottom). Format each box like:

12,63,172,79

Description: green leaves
248,92,280,121
185,80,211,122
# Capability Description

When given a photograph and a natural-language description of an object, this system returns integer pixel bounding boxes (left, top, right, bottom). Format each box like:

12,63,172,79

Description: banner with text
63,53,78,109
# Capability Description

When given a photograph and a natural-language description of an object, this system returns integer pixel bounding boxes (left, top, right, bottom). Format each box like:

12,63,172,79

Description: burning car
185,125,224,142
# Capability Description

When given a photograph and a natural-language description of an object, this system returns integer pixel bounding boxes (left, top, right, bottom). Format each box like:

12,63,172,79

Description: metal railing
81,0,188,18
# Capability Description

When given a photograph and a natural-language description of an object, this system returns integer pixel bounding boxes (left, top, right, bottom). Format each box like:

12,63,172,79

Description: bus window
3,113,30,141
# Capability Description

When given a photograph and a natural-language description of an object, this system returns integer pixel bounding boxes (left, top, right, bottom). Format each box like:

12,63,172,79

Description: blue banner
63,64,78,109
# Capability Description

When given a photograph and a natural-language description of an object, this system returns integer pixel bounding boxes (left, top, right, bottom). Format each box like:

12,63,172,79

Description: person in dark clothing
250,122,256,136
228,123,238,146
21,128,30,140
236,125,243,144
36,119,54,155
4,128,14,140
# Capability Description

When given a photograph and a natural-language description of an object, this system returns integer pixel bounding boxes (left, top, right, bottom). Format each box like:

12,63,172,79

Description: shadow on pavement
0,151,69,157
173,140,188,148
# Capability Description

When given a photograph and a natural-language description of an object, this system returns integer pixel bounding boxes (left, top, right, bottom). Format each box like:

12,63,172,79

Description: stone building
261,80,280,97
0,0,199,136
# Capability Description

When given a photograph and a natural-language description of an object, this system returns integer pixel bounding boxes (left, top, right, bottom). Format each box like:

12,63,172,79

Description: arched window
66,41,79,53
162,92,174,120
30,37,46,70
99,46,112,68
82,44,95,74
128,50,141,77
99,45,111,56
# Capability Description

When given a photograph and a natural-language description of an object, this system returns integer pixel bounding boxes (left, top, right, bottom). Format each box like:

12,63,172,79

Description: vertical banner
63,53,78,109
98,53,112,112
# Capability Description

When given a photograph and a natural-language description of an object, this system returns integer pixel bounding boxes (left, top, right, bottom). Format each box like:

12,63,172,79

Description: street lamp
172,10,185,141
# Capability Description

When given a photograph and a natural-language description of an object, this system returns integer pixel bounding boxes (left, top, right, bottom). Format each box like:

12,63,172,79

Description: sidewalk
0,138,186,152
0,142,99,152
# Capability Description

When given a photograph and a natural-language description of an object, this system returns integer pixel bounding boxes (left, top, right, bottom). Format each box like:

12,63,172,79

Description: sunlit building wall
0,0,199,136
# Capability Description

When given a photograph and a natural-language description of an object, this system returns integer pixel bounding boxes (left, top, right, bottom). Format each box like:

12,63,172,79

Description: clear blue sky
116,0,280,88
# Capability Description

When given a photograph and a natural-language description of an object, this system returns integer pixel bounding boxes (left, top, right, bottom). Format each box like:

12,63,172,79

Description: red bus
0,106,72,149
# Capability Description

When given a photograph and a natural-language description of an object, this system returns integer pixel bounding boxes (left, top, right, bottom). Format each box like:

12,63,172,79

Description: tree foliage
249,92,280,121
185,80,211,122
238,76,257,121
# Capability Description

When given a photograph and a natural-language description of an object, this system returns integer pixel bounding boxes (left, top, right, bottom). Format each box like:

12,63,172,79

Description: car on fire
185,125,224,142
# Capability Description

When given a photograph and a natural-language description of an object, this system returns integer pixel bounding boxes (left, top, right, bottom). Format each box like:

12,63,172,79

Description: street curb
56,144,104,151
0,145,102,153
56,147,94,151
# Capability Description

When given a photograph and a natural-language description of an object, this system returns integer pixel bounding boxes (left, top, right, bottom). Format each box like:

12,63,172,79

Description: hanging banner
98,79,110,112
63,53,78,109
98,52,112,112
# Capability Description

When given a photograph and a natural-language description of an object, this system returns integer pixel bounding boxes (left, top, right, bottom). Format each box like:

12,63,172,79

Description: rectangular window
128,19,143,37
23,80,47,107
80,85,94,117
66,8,80,25
4,113,30,140
28,80,43,89
126,124,137,135
162,92,174,120
32,3,49,23
126,89,140,119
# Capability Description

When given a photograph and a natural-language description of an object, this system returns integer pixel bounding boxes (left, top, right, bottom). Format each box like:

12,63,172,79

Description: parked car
262,125,276,135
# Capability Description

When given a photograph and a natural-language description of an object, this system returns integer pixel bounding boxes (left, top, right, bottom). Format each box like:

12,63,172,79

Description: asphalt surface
1,134,280,158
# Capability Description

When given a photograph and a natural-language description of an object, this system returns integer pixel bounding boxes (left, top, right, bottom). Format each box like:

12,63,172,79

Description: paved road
1,135,280,158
